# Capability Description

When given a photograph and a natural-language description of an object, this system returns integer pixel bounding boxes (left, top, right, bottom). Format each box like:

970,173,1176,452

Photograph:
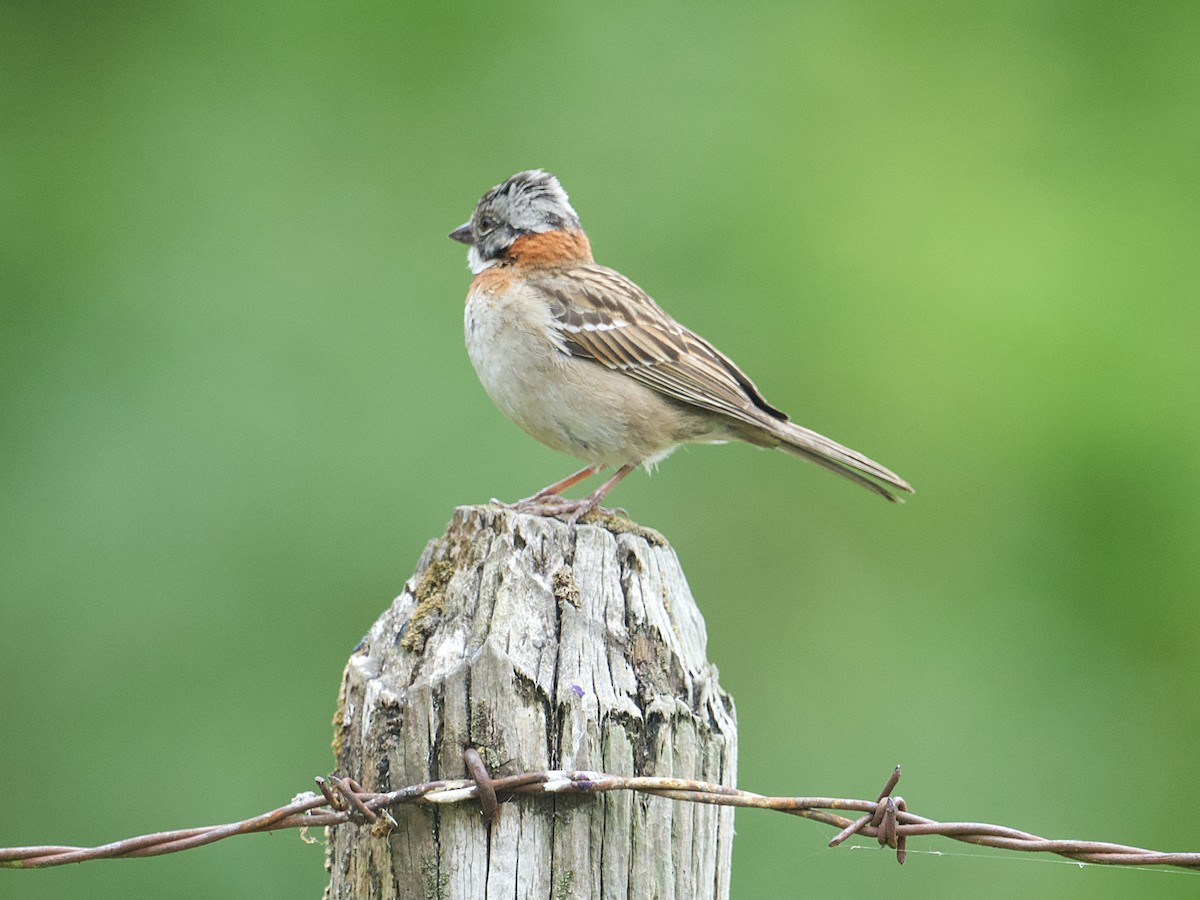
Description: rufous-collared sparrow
450,170,913,523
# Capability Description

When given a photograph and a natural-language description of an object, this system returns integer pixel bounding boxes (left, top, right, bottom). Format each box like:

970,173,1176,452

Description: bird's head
449,170,582,274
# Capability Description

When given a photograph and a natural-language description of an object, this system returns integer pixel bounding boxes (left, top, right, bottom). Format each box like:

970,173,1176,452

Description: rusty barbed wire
3,753,1199,871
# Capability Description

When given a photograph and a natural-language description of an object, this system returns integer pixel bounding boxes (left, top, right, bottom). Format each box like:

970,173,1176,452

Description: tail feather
764,419,915,502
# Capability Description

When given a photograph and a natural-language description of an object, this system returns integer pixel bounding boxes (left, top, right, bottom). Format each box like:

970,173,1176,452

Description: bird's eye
477,215,497,233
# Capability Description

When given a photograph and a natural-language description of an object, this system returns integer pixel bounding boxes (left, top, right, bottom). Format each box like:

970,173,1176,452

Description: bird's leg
499,464,637,524
528,464,601,499
494,464,601,515
561,463,637,524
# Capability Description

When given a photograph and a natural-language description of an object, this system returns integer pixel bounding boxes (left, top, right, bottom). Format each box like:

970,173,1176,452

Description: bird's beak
449,222,474,244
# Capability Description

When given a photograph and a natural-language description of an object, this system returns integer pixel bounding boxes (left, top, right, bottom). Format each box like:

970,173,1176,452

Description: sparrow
450,169,913,523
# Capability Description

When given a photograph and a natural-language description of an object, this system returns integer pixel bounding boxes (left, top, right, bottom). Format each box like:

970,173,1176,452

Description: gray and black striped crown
478,169,581,234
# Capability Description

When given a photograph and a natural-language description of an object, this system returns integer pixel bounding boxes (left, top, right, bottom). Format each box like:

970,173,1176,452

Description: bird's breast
464,281,569,433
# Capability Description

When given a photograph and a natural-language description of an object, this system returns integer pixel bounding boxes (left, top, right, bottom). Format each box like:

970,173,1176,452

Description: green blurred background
3,2,1198,897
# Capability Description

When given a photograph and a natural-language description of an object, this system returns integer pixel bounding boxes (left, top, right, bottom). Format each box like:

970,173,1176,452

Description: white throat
467,245,498,275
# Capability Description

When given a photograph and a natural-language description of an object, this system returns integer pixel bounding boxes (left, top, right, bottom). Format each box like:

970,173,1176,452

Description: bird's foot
491,463,636,525
490,494,622,525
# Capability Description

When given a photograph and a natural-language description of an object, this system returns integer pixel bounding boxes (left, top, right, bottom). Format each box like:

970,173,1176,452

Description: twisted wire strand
2,756,1198,871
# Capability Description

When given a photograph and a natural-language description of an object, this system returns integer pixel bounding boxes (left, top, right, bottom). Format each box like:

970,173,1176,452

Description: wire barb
463,748,500,824
331,776,377,823
315,776,343,812
827,765,906,864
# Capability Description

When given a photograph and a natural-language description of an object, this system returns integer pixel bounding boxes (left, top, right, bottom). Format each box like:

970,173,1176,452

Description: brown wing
538,265,915,500
540,265,788,427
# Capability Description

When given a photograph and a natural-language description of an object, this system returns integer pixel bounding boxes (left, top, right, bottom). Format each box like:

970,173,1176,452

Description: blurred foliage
2,2,1199,897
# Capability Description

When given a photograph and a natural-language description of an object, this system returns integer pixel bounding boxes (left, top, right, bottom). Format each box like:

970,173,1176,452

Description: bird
449,169,913,523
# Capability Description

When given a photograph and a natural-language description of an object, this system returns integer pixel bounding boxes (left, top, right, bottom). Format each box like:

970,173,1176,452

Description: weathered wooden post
325,505,737,899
